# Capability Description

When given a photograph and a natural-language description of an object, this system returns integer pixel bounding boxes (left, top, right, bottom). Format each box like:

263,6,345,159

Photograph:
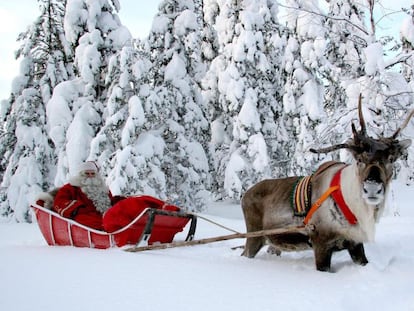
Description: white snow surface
1,182,414,311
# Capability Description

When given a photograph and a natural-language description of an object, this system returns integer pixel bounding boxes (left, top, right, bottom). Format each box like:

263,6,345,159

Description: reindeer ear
392,139,412,161
399,139,412,150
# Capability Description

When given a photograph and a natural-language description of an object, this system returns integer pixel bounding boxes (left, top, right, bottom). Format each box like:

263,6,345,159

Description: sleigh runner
31,196,197,249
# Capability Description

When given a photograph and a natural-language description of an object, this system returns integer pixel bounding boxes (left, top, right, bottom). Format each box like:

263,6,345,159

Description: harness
291,176,312,217
291,162,358,226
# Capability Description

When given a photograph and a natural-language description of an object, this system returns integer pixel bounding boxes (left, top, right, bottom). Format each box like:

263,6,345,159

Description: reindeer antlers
357,94,366,136
311,94,366,154
310,94,414,155
391,109,414,139
309,143,354,154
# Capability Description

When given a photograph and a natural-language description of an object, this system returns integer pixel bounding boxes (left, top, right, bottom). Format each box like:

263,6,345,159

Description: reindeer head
311,95,413,206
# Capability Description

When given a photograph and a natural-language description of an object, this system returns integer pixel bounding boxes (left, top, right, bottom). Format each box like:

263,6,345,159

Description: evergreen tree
48,0,132,185
320,0,371,155
203,0,285,200
325,0,367,79
101,41,163,196
397,6,414,183
401,6,414,86
89,42,144,181
279,0,327,176
0,0,71,221
145,0,211,210
200,0,221,197
320,1,412,173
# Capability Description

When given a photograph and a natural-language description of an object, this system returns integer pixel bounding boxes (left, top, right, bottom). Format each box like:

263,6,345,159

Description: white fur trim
77,161,99,174
35,192,55,210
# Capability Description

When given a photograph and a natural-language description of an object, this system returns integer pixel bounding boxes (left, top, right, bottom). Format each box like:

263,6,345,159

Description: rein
304,167,358,225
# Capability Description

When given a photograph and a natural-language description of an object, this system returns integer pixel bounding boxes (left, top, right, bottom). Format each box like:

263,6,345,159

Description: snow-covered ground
1,181,413,311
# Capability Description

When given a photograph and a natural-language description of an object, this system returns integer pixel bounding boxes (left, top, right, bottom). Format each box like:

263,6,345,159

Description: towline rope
187,211,241,234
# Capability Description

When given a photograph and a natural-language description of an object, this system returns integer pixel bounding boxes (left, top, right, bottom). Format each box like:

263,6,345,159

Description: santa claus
53,161,182,234
53,161,123,230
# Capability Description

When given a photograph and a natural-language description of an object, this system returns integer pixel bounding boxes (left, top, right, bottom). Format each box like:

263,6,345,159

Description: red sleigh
31,195,197,249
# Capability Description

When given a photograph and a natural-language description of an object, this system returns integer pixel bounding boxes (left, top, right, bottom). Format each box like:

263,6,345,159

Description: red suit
53,183,121,230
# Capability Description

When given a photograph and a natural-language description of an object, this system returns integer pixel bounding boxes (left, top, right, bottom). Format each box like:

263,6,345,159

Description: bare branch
368,0,376,35
385,53,413,70
375,5,407,28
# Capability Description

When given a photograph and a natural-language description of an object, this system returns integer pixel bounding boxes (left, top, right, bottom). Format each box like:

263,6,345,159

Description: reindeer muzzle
362,164,386,205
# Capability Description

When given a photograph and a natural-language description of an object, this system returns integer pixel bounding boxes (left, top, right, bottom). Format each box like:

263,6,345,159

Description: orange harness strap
303,185,339,225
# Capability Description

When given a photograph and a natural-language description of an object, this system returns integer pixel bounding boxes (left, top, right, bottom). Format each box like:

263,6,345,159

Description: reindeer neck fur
310,163,379,243
338,163,381,242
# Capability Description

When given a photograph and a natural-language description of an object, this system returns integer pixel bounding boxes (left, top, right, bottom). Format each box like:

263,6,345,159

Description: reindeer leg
242,237,264,258
313,245,333,272
347,242,368,266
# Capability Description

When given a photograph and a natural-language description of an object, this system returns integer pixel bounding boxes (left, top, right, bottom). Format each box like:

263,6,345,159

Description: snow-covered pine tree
141,0,211,210
401,5,414,86
48,0,132,185
318,0,371,155
313,1,413,179
397,5,414,183
325,0,367,79
276,0,326,176
327,1,412,159
200,0,222,198
0,0,72,221
203,0,285,200
88,42,146,188
200,0,219,65
363,3,414,138
102,42,166,197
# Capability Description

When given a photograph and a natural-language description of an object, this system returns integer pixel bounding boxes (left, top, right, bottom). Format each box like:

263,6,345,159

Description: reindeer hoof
316,265,331,272
355,258,368,266
266,245,281,256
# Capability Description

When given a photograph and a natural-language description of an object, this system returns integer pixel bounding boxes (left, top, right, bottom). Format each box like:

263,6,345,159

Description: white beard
69,174,112,214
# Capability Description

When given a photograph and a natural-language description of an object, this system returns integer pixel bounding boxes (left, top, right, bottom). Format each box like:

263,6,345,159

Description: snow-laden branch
276,1,369,36
385,52,413,69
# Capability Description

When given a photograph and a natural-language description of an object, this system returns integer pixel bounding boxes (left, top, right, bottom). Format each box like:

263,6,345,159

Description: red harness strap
303,167,358,225
329,168,358,225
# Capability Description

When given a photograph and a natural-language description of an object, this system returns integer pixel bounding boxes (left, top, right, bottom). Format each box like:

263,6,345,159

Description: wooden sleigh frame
31,202,197,249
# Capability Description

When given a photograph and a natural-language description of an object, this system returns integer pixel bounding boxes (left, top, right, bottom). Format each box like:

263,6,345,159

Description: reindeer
241,96,413,271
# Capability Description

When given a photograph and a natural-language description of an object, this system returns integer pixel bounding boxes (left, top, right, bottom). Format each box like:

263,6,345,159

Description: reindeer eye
357,160,365,168
388,155,397,163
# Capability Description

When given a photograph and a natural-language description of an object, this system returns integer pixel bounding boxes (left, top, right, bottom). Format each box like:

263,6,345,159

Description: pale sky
0,0,161,101
0,0,410,102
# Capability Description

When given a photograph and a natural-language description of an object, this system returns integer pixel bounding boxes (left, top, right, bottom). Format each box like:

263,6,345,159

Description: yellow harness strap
303,185,339,225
